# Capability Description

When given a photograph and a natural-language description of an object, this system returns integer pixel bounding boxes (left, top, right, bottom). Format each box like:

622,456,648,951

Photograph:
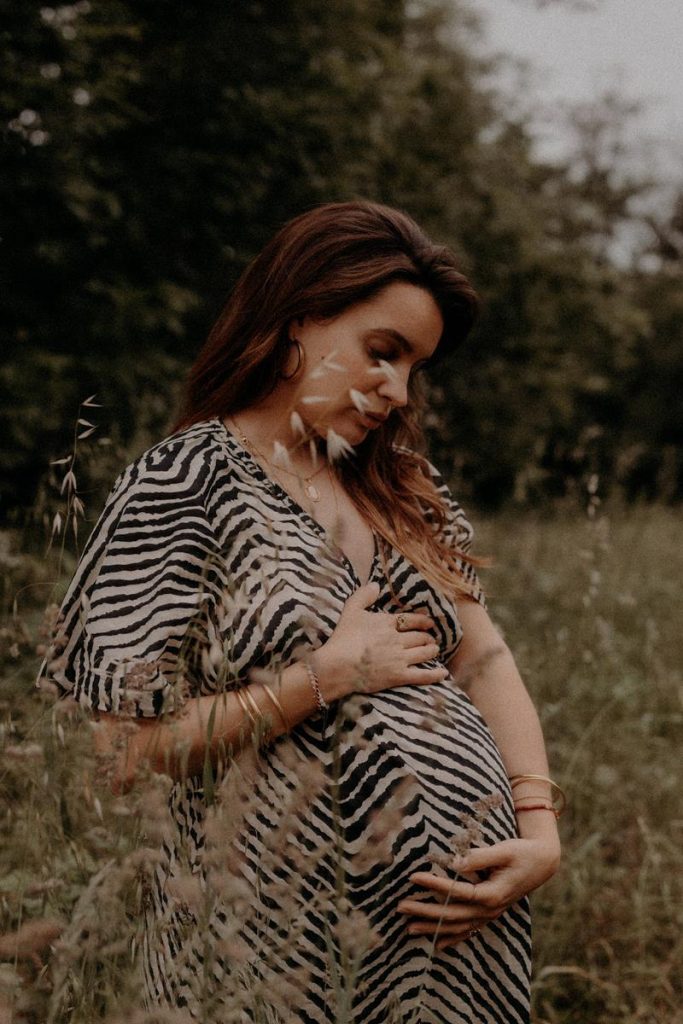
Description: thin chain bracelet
303,658,329,716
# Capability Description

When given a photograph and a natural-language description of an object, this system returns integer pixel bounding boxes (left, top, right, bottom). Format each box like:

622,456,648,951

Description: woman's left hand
396,835,561,950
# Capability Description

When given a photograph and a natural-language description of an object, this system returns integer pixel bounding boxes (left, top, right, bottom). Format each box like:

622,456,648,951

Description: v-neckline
215,418,380,586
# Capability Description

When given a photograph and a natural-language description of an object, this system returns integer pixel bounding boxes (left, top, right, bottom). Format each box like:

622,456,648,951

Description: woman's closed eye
368,345,396,362
368,347,427,375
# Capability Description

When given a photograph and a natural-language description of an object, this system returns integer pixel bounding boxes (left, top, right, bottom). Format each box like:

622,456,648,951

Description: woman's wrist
515,806,561,845
309,645,348,703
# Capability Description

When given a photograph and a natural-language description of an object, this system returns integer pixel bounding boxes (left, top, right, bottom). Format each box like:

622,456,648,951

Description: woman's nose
378,373,409,409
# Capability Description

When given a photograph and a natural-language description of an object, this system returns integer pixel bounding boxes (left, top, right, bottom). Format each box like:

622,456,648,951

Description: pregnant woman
45,200,562,1022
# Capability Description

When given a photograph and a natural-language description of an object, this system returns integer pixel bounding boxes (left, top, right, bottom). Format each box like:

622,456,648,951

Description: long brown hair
176,200,482,601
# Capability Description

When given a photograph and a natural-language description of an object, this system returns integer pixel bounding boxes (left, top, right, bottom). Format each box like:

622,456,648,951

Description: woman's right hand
313,582,449,701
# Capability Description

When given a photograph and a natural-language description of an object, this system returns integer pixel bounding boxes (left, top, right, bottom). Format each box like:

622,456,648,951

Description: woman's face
287,281,444,447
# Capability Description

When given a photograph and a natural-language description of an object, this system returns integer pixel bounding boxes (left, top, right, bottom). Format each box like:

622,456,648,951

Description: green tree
1,0,678,516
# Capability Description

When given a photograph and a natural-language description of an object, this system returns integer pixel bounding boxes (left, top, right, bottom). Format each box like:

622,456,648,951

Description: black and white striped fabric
47,419,531,1023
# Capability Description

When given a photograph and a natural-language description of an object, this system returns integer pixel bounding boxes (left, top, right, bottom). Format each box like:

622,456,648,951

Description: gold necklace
230,417,328,503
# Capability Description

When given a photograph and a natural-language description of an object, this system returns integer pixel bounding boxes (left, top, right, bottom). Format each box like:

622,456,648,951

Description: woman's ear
288,316,306,342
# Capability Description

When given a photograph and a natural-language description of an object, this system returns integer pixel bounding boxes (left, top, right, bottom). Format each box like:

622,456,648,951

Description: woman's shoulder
392,443,475,548
126,418,231,473
112,418,237,498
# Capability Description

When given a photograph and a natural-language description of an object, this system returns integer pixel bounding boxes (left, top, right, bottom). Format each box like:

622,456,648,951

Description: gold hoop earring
280,338,305,381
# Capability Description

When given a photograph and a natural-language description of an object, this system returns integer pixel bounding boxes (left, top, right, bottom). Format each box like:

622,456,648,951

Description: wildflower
471,791,504,817
337,909,382,953
166,874,205,915
309,350,346,379
326,429,354,462
448,790,505,864
0,918,64,969
368,358,400,384
349,388,372,414
3,743,44,760
60,470,76,495
290,410,306,438
271,440,292,471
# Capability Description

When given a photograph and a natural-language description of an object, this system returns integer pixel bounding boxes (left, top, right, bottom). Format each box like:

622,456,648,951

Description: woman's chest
210,478,463,666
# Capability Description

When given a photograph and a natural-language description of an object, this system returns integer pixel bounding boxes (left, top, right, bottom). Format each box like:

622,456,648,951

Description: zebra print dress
46,419,531,1023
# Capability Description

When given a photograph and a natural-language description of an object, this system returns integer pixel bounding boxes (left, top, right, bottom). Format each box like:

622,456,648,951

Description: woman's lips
356,410,387,428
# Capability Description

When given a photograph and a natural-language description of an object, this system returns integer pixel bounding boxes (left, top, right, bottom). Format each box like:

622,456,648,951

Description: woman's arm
95,580,444,794
449,602,551,783
93,662,324,794
448,598,561,848
396,599,562,949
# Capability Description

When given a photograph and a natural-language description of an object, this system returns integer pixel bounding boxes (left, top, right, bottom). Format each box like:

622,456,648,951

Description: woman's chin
335,421,370,447
309,413,372,452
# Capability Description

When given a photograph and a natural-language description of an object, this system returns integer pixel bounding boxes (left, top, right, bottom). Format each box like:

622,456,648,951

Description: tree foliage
1,0,680,517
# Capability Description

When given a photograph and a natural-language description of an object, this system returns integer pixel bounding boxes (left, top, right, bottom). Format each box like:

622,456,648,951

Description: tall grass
478,507,682,1024
0,504,681,1022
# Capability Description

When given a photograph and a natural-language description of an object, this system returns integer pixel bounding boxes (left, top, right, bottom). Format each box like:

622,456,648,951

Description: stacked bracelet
235,687,272,743
513,800,559,819
260,681,292,734
303,658,329,716
509,773,567,818
234,688,257,728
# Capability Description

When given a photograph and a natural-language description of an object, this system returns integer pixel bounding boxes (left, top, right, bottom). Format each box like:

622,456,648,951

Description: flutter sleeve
40,438,228,718
423,457,487,608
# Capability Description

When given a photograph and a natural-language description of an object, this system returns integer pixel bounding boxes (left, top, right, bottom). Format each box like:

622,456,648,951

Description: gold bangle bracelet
260,681,292,734
513,795,554,805
242,684,270,733
242,686,261,719
509,774,566,817
234,688,257,728
244,688,274,745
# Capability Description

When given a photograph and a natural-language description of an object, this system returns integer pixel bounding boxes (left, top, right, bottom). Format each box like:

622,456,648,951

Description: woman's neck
228,401,323,474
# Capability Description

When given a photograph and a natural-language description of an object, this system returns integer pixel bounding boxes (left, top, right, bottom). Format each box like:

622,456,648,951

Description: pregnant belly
335,681,518,872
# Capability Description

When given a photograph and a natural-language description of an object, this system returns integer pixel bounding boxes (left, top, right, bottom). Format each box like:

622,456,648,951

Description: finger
397,900,480,922
407,873,487,903
399,630,438,650
408,918,485,937
408,923,470,937
347,582,380,610
402,665,450,685
404,644,440,665
452,842,515,875
394,611,436,633
400,902,487,924
407,872,508,913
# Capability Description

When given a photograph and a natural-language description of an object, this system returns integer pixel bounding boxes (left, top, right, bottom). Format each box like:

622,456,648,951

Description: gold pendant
305,481,320,502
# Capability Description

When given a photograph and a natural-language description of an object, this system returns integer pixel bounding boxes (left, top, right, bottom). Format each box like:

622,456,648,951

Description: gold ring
395,613,408,632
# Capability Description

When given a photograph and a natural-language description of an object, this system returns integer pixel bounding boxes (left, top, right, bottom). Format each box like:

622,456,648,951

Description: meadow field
0,505,681,1023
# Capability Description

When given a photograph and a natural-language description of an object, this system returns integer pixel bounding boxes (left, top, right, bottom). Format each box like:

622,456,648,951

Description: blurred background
1,6,682,1021
2,0,682,521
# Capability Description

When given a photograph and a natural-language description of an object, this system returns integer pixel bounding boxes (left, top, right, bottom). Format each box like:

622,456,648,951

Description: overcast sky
469,0,683,180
